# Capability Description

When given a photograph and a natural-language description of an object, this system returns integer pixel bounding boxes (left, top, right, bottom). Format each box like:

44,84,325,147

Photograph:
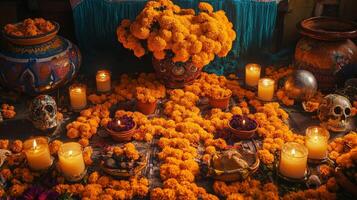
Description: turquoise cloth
72,0,277,75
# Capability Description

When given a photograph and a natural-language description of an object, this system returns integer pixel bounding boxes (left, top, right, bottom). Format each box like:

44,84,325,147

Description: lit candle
23,137,52,171
245,63,261,87
258,78,275,101
96,70,111,92
305,126,329,160
58,142,85,178
279,142,308,179
69,84,87,110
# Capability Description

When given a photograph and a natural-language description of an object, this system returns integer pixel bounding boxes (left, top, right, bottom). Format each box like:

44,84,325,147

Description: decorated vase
0,35,81,95
295,17,357,91
152,57,201,88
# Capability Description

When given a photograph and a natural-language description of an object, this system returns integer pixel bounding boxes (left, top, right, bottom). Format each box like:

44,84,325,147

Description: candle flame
68,150,73,157
291,148,296,156
242,119,246,125
117,120,121,126
32,139,37,149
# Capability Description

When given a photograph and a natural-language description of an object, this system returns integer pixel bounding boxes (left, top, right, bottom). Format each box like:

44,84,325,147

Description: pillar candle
96,70,111,92
305,126,329,160
258,78,275,101
279,142,308,179
69,84,87,110
245,63,261,87
23,137,52,171
58,142,85,178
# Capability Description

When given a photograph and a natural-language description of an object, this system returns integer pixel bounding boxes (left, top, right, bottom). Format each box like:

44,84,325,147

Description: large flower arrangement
116,0,236,68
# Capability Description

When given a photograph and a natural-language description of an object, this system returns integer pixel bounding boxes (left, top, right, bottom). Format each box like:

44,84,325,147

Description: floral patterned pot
295,17,357,91
0,34,81,95
152,57,201,89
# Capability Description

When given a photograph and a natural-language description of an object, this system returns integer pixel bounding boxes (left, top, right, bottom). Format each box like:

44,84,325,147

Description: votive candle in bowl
58,142,85,179
69,84,87,111
245,63,261,87
279,142,308,179
258,78,275,101
305,126,329,160
23,137,52,171
96,70,111,92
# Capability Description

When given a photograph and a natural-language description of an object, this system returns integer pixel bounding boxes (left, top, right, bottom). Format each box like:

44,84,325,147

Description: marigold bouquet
116,0,236,68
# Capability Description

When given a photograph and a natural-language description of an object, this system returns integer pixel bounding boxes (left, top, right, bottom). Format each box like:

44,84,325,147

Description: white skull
317,94,352,132
29,95,58,131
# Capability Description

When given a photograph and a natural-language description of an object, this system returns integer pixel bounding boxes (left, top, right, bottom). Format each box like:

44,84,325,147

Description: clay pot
152,57,202,88
228,119,258,140
3,21,59,46
0,21,81,95
295,17,357,91
136,100,157,115
105,123,136,142
208,94,231,109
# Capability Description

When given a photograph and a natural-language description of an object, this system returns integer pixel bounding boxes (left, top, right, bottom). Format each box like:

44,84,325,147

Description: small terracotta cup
228,119,258,140
208,94,231,109
105,123,137,142
136,100,157,115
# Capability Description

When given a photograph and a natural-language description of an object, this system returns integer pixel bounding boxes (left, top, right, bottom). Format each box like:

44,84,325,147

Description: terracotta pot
208,95,231,109
136,100,157,115
0,21,81,95
295,17,357,91
228,119,258,140
152,57,202,88
105,123,136,142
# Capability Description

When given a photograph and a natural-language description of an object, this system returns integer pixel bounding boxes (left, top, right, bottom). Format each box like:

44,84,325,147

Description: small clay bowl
3,21,60,46
105,122,137,142
228,118,258,140
208,94,232,109
136,100,157,115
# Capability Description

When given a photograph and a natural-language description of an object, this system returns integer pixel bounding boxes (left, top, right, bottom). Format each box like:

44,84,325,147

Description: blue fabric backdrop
72,0,277,75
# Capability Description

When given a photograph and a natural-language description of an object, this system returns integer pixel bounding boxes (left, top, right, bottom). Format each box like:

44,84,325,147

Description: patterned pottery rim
2,21,59,39
297,17,357,41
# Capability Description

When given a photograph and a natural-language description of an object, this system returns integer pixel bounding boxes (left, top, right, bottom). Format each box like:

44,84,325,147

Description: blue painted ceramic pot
0,36,81,95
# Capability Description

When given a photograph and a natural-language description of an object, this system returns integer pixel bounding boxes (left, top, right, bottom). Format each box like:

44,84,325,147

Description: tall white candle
245,63,261,87
23,137,52,171
58,142,85,178
279,142,308,179
305,126,329,160
258,78,275,101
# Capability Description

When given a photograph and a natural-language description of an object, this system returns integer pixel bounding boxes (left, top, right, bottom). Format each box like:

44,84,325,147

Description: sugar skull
29,95,58,130
317,94,352,132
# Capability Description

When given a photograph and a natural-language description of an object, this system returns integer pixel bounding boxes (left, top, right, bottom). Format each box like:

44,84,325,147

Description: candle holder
276,164,310,183
63,167,87,182
257,78,275,102
69,84,87,112
23,137,53,171
228,115,258,140
305,126,330,163
58,142,86,182
105,116,137,142
96,70,112,93
245,63,261,89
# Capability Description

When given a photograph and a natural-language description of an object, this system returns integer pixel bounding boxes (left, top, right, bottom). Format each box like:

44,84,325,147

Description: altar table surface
0,82,355,195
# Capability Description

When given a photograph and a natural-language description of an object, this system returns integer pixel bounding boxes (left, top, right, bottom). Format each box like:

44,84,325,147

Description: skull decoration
153,57,202,88
317,94,352,132
29,95,59,131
